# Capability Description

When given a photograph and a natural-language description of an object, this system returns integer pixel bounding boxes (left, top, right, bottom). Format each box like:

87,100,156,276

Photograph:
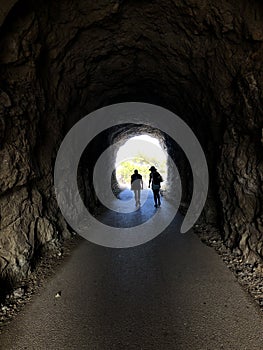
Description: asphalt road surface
1,190,262,349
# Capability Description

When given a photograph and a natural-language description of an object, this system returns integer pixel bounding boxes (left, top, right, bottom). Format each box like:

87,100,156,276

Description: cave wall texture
0,0,262,286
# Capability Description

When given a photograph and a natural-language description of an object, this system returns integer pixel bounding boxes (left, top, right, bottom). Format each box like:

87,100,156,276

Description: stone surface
1,213,263,349
0,0,262,286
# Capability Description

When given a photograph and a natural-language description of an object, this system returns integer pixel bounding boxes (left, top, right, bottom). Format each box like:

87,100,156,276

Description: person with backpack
148,166,163,207
131,169,143,206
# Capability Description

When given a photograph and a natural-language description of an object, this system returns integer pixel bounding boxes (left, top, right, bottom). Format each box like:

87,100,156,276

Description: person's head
149,166,157,172
134,169,138,174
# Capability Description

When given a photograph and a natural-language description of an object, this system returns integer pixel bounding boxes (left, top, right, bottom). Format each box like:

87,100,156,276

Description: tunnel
0,0,262,348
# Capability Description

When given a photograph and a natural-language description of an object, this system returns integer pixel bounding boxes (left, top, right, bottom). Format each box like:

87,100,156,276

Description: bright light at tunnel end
54,102,209,248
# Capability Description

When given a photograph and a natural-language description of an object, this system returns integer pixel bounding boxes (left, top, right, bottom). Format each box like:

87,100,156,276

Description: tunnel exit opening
115,134,168,193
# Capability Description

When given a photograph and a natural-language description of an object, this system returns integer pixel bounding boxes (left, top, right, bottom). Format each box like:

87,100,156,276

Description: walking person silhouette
131,169,143,207
148,166,163,207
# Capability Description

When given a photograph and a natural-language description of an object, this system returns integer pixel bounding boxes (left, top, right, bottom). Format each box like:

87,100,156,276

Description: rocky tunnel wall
0,0,262,288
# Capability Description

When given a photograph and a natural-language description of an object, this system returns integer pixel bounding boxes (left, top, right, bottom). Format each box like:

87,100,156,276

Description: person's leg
138,189,141,204
153,190,158,207
135,190,140,205
134,190,137,205
157,190,161,206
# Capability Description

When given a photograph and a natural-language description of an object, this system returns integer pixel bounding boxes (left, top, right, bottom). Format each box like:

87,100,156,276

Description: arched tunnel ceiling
0,0,262,133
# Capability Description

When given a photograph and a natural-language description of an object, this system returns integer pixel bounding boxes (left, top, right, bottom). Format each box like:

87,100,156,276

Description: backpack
152,172,163,184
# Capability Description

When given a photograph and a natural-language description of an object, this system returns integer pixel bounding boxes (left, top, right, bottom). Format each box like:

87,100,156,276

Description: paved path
0,190,262,349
